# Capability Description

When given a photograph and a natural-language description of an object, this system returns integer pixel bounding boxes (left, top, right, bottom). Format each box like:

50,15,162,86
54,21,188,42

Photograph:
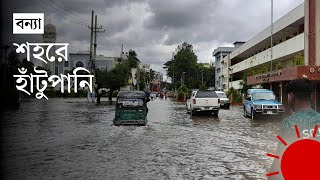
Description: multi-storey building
227,1,320,111
213,47,234,90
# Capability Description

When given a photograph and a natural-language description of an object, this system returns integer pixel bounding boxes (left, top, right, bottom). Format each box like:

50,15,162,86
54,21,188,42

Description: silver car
215,91,230,109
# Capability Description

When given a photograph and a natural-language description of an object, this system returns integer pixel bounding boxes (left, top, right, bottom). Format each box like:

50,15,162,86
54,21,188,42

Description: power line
30,0,87,26
36,0,88,25
46,0,89,23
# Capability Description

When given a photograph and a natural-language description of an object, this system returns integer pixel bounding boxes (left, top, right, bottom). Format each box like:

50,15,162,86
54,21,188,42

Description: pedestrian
268,78,320,180
144,88,150,102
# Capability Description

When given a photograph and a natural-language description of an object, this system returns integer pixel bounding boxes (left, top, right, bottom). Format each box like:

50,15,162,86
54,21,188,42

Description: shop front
247,66,320,113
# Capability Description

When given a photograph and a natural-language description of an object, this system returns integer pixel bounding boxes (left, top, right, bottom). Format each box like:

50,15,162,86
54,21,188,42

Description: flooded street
2,98,283,179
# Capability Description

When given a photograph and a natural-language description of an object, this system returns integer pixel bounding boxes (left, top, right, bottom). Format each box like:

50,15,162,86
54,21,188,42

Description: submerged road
1,97,282,179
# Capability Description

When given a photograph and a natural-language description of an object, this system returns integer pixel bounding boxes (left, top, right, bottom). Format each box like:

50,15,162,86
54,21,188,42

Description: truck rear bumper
194,107,219,112
113,119,147,125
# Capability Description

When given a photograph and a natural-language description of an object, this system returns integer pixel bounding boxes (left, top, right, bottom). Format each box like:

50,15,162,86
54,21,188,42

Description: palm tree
127,49,140,69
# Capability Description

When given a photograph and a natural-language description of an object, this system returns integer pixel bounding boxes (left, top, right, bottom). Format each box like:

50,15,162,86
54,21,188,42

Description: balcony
231,33,304,74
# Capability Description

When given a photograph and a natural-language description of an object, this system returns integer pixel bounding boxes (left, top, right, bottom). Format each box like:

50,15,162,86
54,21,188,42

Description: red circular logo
281,139,320,179
266,125,319,179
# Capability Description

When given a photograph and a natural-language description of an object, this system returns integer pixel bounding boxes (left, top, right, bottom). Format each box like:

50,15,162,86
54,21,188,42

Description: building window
64,61,69,67
76,61,84,67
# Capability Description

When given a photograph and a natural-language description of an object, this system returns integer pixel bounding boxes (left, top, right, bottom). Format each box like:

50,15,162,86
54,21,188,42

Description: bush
199,84,207,91
112,91,118,97
227,88,242,103
177,91,185,101
234,95,242,103
178,85,188,93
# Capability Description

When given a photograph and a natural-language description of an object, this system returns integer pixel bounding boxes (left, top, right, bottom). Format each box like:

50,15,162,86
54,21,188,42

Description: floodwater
1,97,283,179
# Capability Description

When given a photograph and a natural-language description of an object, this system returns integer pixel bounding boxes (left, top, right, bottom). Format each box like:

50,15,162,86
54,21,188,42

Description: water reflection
2,98,283,179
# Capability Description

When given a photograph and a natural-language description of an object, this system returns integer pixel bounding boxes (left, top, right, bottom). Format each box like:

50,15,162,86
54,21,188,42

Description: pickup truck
186,90,220,116
243,89,285,119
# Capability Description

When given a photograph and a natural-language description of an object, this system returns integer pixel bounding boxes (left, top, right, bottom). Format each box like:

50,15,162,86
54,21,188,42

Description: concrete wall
231,33,304,74
230,80,242,90
230,3,304,60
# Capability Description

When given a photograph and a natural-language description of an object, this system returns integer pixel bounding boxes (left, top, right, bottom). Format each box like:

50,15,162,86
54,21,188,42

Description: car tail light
218,98,220,103
193,99,196,104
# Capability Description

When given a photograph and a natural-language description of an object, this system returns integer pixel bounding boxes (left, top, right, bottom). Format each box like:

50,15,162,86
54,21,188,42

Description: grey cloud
2,0,304,75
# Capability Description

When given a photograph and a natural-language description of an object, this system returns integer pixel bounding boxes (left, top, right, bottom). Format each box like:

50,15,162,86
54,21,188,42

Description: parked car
243,89,285,119
186,90,220,116
215,91,230,109
113,91,149,125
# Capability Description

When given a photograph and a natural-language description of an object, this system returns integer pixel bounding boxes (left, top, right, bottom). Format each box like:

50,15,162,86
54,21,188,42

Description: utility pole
89,10,94,68
87,11,105,103
270,0,273,90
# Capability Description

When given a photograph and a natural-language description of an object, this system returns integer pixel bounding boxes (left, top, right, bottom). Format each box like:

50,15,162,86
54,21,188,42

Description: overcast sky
5,0,304,80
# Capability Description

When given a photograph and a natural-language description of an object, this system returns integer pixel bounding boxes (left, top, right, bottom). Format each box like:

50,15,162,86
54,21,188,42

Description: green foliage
234,95,243,103
138,68,155,90
164,42,199,89
177,91,186,101
274,62,284,70
95,68,108,89
106,63,130,91
126,49,140,69
112,91,118,97
226,88,242,103
291,52,304,66
178,85,188,93
199,84,207,91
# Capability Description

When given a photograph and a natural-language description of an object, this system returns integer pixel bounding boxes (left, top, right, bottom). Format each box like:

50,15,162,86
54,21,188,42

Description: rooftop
212,47,235,57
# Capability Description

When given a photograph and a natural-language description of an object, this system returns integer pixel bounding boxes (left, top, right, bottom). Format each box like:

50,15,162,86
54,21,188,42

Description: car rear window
216,92,227,98
195,91,218,98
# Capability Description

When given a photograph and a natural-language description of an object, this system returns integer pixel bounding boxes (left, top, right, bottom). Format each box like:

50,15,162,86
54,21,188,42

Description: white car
186,90,220,116
215,91,230,109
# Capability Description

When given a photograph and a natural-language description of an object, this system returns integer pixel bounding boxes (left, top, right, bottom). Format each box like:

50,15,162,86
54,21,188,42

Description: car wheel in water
251,108,255,120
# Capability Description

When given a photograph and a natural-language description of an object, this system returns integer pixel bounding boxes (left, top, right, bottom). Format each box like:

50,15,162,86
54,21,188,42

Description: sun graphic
266,124,320,179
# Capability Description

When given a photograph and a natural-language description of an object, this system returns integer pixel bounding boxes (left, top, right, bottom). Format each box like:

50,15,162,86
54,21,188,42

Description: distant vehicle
150,92,157,99
243,89,285,119
113,91,149,126
186,90,220,116
215,91,230,109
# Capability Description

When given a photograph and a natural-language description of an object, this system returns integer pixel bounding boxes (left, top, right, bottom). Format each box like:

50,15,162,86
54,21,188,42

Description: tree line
163,42,215,95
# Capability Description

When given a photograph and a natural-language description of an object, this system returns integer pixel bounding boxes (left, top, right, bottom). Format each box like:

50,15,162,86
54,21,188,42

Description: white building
212,47,234,90
154,71,163,82
139,63,151,73
225,0,320,111
228,3,306,90
95,55,117,71
66,52,117,73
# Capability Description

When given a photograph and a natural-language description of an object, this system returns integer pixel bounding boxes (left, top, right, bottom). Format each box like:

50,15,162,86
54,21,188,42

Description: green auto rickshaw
113,91,149,126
